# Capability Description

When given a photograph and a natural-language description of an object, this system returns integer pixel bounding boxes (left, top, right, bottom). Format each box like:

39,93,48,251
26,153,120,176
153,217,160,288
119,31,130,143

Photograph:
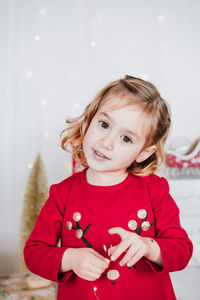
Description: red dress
24,168,193,300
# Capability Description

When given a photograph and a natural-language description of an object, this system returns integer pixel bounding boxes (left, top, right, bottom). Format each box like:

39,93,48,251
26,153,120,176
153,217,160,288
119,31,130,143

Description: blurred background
0,0,200,299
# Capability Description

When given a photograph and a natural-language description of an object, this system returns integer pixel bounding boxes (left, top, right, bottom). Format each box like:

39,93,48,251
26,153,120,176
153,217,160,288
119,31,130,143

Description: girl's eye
98,121,132,143
121,135,132,143
99,121,109,129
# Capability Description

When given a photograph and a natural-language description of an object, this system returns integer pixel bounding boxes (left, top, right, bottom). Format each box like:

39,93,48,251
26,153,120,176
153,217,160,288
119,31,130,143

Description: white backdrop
1,0,200,273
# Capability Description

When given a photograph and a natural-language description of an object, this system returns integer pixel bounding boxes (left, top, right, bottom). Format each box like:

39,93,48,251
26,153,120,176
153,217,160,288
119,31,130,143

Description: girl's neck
86,168,128,186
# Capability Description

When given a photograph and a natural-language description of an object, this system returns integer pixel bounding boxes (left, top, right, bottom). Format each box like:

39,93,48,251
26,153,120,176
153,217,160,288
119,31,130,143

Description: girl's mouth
93,149,110,160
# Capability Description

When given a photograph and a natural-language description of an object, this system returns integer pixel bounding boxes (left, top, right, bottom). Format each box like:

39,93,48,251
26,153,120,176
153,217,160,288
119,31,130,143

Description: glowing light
40,98,47,106
105,258,110,264
39,7,47,15
74,102,80,108
34,35,40,42
93,286,100,300
90,41,96,47
27,163,33,169
43,132,49,137
26,71,33,78
157,15,165,22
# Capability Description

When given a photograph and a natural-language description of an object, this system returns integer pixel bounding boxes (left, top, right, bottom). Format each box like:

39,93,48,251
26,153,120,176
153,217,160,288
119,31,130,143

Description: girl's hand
69,248,110,281
108,227,150,267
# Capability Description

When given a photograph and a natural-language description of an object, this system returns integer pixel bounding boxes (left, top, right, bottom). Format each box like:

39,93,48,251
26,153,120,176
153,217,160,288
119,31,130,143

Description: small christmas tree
19,153,49,271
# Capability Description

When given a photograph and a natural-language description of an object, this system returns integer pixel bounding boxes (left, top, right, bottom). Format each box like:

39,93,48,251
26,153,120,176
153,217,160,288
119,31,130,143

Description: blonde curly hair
60,75,171,176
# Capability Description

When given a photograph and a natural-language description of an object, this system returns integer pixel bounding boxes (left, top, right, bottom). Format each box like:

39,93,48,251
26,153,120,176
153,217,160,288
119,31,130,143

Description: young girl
24,75,193,300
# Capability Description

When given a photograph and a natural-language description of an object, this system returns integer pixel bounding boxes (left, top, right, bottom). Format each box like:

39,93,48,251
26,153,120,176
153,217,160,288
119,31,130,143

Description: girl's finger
110,239,131,261
119,244,138,266
108,227,130,240
91,249,109,262
107,245,117,257
89,263,107,276
126,249,144,267
91,249,110,267
80,264,104,280
83,271,100,281
91,254,110,269
90,266,107,279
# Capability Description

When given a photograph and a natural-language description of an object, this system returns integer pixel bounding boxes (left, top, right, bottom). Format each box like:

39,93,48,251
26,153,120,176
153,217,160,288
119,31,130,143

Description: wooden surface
0,272,56,300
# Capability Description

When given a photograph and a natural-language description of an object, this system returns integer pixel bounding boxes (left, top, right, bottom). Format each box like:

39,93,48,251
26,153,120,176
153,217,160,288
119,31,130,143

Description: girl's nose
101,134,114,151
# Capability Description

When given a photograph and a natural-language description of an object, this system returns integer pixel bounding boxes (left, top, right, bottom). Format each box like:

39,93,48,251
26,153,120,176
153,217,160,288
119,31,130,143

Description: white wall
1,0,200,273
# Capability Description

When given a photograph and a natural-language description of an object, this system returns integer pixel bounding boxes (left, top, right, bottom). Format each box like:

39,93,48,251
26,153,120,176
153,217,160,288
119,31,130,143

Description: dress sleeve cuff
56,247,74,283
145,238,167,274
57,270,74,283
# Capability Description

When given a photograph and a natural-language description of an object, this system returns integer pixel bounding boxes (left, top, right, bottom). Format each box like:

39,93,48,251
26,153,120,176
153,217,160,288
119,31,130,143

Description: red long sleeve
145,177,193,274
24,185,73,283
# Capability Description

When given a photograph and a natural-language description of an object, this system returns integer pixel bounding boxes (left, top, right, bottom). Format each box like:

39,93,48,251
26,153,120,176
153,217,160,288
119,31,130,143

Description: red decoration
165,139,200,169
165,139,200,178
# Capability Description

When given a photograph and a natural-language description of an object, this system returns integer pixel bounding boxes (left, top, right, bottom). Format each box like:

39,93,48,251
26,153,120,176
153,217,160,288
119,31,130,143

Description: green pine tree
19,153,49,271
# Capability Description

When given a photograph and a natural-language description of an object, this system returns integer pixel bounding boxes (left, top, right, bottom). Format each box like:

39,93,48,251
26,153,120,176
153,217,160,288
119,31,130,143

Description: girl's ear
136,145,157,163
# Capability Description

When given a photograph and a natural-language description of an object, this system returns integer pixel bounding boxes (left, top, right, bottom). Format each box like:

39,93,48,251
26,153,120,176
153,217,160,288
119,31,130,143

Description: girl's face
83,94,156,176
